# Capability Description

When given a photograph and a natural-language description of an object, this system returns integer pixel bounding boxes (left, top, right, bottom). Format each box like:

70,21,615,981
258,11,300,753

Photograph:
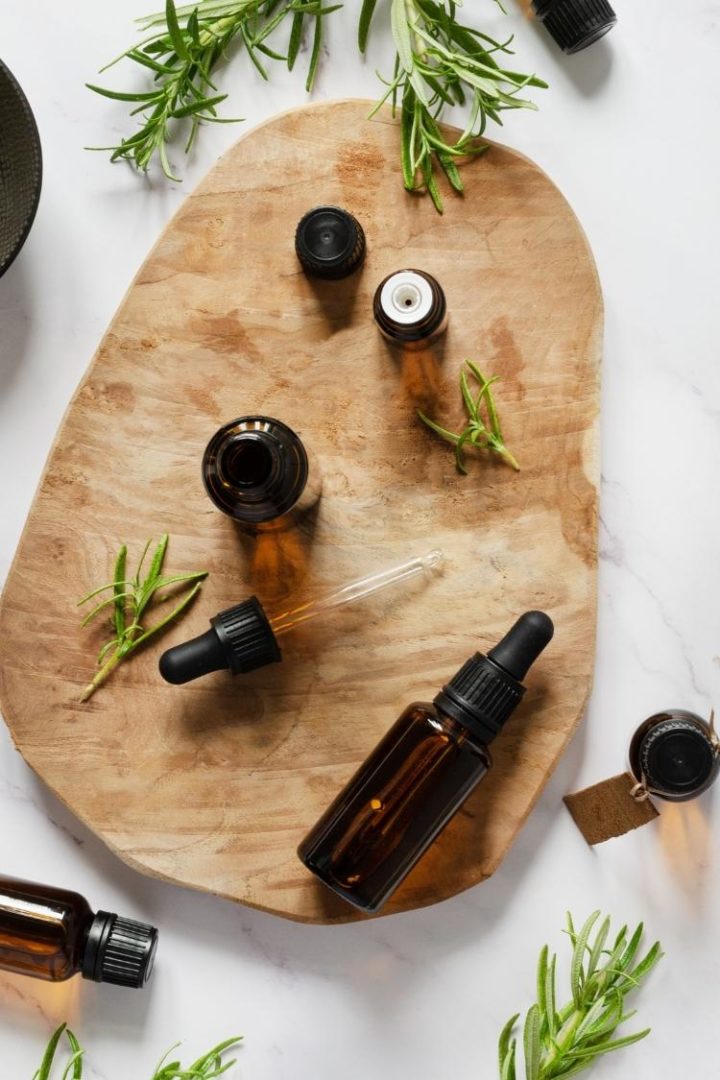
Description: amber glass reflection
0,876,93,981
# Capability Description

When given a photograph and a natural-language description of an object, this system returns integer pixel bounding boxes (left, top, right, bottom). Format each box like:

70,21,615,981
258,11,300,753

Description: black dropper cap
533,0,616,54
434,611,554,744
295,206,366,279
82,911,158,988
159,596,282,685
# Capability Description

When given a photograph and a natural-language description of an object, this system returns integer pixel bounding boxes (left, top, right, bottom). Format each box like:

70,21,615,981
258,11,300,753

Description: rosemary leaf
34,1024,68,1080
499,1013,520,1075
571,911,600,1008
358,0,379,51
523,1005,541,1080
113,544,128,639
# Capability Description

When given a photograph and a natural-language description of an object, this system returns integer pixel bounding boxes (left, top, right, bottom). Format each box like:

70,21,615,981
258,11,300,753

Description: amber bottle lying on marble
0,874,157,988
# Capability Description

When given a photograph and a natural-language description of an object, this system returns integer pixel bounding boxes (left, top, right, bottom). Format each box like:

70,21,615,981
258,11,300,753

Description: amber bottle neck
431,704,488,751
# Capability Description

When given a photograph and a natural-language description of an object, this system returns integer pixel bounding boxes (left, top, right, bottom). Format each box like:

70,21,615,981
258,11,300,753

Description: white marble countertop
2,1,720,1075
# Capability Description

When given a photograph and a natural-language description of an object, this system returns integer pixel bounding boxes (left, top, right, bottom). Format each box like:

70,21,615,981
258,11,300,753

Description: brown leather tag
564,772,659,845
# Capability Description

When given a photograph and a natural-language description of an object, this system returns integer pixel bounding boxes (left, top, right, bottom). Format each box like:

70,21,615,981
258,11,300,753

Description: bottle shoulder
399,702,491,758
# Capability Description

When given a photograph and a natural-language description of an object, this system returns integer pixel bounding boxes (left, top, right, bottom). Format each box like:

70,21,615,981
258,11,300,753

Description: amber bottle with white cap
373,269,447,349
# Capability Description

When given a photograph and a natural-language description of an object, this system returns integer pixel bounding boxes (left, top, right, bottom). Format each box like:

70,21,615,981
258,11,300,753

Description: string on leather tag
564,772,659,846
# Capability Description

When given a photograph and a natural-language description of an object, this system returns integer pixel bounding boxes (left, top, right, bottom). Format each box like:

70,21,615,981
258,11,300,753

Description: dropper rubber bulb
159,549,444,685
488,610,555,681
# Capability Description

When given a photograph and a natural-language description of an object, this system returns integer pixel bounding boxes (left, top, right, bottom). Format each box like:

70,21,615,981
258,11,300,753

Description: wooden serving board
0,101,601,922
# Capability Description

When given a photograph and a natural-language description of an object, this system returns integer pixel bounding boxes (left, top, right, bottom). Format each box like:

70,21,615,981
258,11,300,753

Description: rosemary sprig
499,912,663,1080
418,359,519,474
87,0,342,178
78,534,207,701
33,1025,83,1080
362,0,547,211
88,0,543,201
35,1024,242,1079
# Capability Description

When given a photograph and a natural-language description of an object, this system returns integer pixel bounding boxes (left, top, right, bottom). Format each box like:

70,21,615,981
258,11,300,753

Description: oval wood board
0,100,601,922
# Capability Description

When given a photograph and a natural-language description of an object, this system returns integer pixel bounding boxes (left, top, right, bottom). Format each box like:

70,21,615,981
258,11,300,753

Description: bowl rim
0,57,43,278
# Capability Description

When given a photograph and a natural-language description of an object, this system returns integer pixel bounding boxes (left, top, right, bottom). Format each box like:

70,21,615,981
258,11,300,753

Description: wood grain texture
0,100,601,922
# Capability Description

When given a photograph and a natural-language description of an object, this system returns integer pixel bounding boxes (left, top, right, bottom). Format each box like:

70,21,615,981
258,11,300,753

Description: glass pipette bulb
269,549,444,635
158,549,446,685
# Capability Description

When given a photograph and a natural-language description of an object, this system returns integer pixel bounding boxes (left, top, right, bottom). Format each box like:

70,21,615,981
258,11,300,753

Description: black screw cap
638,714,719,801
533,0,616,53
434,611,554,744
159,596,282,685
82,912,158,988
295,206,366,279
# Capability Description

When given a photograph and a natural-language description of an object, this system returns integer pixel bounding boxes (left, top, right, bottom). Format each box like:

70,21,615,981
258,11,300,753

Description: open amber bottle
202,415,321,532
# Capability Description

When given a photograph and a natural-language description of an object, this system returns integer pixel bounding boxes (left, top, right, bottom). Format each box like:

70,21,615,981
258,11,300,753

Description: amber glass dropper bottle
0,875,157,986
298,611,554,913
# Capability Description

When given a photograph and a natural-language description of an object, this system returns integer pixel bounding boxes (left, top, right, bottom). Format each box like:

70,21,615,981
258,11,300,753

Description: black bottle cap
295,205,366,279
434,611,554,744
159,596,282,684
637,712,720,801
82,912,157,988
534,0,616,53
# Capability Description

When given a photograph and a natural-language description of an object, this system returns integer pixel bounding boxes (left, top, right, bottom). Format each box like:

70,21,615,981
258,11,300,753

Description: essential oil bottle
202,416,321,531
0,875,157,987
298,610,554,912
629,709,720,802
373,269,447,349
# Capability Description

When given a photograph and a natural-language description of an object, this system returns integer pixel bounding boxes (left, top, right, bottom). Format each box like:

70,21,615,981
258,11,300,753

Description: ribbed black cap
213,596,282,674
159,596,282,684
434,612,554,744
295,206,366,279
435,655,524,744
534,0,616,53
82,912,158,988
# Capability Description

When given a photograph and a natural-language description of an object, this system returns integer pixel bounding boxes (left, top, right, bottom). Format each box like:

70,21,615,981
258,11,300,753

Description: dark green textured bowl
0,59,42,277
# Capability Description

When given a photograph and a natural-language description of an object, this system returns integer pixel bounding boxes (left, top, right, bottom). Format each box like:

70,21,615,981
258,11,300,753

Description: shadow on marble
656,786,715,910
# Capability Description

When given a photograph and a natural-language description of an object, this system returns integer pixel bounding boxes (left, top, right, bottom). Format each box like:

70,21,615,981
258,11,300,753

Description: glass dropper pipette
159,549,445,685
268,549,444,636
